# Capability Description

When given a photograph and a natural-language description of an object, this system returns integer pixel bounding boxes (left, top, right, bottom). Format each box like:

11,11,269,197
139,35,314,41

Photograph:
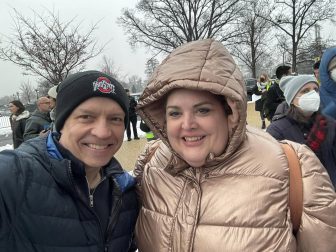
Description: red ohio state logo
92,77,115,94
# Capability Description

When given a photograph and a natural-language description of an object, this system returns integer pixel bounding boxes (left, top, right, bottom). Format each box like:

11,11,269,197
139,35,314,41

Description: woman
267,75,336,187
253,73,272,129
9,100,30,148
134,39,336,251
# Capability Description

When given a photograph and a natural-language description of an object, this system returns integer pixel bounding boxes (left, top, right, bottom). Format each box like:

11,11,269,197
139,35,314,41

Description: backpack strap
281,143,303,235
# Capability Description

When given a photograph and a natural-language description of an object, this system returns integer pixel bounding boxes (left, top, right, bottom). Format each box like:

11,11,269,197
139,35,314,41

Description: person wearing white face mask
267,75,336,187
319,47,336,119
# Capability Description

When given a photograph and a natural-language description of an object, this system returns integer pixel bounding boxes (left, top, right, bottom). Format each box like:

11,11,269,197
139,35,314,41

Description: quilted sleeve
292,143,336,252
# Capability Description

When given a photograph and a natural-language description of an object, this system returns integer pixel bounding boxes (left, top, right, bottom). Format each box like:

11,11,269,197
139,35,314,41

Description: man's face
59,97,125,171
38,98,51,112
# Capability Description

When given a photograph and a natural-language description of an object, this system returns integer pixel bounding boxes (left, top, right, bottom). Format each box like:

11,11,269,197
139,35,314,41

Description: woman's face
292,82,319,107
9,103,19,114
165,89,229,167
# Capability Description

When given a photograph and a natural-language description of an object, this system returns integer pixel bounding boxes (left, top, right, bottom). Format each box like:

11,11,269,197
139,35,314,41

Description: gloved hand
306,114,328,152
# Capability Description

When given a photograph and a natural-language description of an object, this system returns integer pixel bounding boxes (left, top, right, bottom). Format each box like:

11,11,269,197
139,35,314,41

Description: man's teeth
184,136,202,142
87,144,108,150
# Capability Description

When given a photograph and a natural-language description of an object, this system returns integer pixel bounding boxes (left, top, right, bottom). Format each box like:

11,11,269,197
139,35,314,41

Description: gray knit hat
279,75,318,105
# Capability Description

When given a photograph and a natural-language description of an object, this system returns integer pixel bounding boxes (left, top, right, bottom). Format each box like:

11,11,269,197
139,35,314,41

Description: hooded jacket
319,47,336,119
134,39,336,252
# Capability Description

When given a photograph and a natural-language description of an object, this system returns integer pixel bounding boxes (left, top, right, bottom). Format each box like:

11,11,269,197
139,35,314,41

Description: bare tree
229,0,274,78
127,75,143,93
19,80,35,104
99,55,126,81
259,0,335,72
118,0,244,54
0,8,104,85
144,57,160,79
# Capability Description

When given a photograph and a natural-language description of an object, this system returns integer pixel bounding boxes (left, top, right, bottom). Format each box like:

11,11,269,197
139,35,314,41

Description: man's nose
91,120,112,138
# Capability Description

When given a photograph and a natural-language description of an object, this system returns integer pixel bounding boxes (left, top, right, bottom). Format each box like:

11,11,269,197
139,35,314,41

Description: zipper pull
89,194,94,208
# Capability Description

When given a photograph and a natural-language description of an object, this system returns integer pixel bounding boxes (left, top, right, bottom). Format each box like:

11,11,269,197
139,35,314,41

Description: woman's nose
181,113,196,130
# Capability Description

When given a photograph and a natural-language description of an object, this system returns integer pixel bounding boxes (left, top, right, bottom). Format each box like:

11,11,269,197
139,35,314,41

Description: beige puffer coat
134,39,336,252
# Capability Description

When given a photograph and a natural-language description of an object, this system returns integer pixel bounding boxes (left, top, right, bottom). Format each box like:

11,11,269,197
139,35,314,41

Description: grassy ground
116,102,266,171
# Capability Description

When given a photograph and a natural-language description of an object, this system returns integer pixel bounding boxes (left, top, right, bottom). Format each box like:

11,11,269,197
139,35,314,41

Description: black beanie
55,70,129,132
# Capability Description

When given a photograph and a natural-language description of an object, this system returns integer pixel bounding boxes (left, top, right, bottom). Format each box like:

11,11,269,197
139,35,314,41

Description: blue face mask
296,90,320,115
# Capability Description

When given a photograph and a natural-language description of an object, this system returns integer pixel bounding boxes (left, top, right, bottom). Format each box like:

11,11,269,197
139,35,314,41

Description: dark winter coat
23,109,51,141
267,112,336,187
128,96,137,118
319,47,336,119
9,110,30,148
0,133,138,252
263,81,285,121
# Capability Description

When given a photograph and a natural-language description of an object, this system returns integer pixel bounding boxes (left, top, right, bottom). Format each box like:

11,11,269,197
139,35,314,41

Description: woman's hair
9,100,25,115
259,73,269,82
215,94,232,115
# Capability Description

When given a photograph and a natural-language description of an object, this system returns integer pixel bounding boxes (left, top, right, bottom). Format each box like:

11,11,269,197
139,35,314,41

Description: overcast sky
0,0,150,97
0,0,335,98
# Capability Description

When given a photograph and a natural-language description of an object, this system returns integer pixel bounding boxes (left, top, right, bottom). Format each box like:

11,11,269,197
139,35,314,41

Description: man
125,89,140,141
23,96,51,140
263,64,292,121
313,60,320,84
0,71,138,251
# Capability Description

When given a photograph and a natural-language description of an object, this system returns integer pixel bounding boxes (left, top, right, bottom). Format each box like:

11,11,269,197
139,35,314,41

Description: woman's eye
198,108,210,114
167,111,180,117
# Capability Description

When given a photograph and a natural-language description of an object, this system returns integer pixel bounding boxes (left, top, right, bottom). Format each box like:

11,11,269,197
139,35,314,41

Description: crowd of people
0,40,335,251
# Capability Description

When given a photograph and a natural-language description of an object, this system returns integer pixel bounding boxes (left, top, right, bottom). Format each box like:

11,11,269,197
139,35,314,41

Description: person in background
23,96,51,140
267,75,336,187
253,73,271,129
47,85,57,131
0,70,138,252
125,89,140,141
263,64,292,121
319,47,336,119
133,39,336,251
8,100,30,148
313,59,320,84
139,119,156,141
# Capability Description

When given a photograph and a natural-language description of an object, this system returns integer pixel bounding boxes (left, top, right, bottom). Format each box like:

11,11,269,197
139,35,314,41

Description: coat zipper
66,161,105,244
85,176,105,208
182,168,203,252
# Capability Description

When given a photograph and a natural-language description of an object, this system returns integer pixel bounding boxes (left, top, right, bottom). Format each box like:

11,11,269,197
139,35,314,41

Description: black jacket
128,96,137,118
9,110,30,148
263,81,284,121
0,134,138,252
23,109,51,141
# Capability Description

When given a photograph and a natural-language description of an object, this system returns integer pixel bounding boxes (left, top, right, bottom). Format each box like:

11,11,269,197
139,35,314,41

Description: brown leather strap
281,143,303,235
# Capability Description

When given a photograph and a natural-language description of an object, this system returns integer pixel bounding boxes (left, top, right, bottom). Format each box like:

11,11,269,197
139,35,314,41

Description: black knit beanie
55,70,129,132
